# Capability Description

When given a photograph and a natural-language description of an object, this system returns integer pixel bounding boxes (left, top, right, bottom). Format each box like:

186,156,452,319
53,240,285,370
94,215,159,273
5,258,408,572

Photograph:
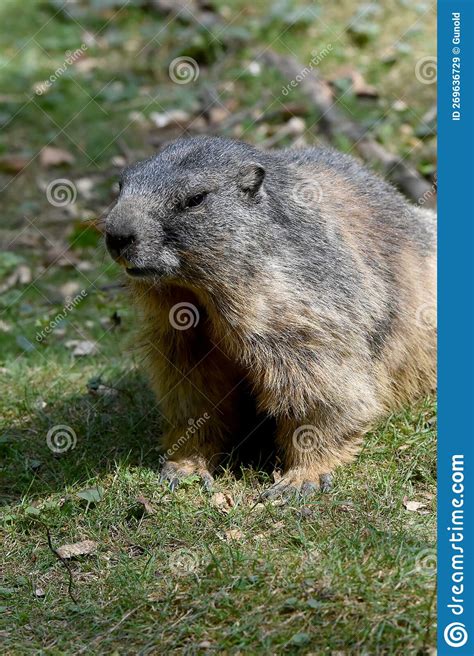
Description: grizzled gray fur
105,136,436,498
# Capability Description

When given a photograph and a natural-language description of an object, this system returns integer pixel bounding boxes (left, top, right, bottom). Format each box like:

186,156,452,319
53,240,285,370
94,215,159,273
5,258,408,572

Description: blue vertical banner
438,1,474,654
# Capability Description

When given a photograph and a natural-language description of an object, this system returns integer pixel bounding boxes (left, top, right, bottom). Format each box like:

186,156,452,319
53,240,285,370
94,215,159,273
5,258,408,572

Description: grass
1,0,436,653
1,391,436,653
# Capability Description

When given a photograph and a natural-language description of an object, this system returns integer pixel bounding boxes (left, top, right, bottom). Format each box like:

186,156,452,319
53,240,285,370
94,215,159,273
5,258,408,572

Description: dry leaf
329,66,378,98
74,57,101,73
111,155,127,168
150,110,191,129
77,261,94,272
88,384,119,399
0,154,31,174
56,539,97,559
269,498,288,507
76,177,95,199
393,99,408,112
224,528,244,541
0,320,12,332
59,281,82,301
211,491,234,513
65,340,98,357
40,146,75,167
208,106,230,125
403,496,427,512
350,70,378,98
0,265,32,294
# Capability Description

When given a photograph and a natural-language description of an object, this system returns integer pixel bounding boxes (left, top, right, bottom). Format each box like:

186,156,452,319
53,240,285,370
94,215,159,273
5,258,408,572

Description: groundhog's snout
105,228,136,261
105,199,177,279
105,202,137,261
105,199,149,273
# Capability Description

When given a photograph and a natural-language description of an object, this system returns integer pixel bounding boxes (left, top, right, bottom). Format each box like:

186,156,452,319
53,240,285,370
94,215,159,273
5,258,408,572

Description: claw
159,460,214,492
300,481,319,497
201,474,214,493
261,480,296,501
261,471,334,502
169,477,180,492
319,473,333,493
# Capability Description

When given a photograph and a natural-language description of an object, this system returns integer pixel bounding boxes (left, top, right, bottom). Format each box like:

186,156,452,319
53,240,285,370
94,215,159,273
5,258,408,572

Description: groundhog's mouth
125,267,159,278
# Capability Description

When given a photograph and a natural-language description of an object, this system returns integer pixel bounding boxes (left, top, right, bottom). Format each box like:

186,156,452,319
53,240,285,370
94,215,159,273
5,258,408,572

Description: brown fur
127,202,436,491
106,137,436,495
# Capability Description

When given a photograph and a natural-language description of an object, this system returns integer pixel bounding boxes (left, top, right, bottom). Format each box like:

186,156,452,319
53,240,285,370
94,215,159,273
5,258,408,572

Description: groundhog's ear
238,162,265,196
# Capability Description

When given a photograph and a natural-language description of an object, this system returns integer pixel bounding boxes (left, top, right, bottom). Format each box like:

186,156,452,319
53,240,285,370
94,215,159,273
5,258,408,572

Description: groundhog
105,136,436,498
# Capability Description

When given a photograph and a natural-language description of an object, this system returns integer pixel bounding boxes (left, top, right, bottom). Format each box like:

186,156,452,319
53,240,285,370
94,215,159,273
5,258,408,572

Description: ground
0,1,436,653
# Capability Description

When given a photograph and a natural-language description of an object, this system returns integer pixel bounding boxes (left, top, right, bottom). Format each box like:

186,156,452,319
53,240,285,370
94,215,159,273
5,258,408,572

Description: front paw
261,470,333,501
160,458,214,492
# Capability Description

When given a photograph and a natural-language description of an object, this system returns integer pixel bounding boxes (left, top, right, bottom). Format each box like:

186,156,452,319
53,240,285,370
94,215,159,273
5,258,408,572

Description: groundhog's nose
105,229,136,260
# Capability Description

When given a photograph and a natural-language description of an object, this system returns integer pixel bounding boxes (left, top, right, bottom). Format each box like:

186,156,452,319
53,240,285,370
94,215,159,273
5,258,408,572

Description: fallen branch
260,50,435,205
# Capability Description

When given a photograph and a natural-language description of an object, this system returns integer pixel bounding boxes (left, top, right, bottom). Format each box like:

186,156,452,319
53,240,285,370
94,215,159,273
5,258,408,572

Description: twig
260,50,434,205
33,519,78,604
45,526,78,604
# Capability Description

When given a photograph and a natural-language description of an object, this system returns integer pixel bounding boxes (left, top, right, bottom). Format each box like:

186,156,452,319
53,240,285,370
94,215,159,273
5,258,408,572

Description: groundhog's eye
184,192,207,209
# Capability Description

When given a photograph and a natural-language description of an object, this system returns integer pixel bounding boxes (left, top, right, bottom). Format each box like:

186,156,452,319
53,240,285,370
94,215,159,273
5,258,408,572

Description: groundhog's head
105,136,273,283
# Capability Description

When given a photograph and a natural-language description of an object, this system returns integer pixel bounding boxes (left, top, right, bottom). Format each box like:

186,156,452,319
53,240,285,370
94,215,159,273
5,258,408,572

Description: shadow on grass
0,371,165,505
0,370,279,506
